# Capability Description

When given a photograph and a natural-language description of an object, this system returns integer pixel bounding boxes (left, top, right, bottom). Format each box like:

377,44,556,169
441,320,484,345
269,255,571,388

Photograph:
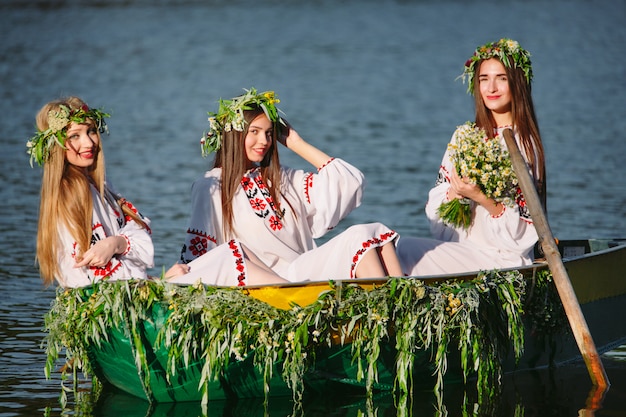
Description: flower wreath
459,38,533,95
26,104,110,167
200,88,285,157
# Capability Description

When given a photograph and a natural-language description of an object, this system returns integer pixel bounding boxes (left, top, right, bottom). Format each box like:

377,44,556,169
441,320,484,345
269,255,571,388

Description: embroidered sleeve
297,158,365,238
117,207,154,267
181,174,222,263
317,157,335,171
491,204,506,219
120,234,131,256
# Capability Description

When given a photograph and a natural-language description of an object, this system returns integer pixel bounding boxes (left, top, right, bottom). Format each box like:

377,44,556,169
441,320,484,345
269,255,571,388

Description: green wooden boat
45,238,626,404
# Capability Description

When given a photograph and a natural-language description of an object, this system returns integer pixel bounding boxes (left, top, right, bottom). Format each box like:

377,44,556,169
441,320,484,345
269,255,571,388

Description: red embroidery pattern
303,173,314,204
241,171,285,231
435,165,450,186
120,234,131,256
89,224,122,279
122,200,137,218
228,240,246,286
250,197,267,212
317,157,335,171
268,215,282,231
90,259,123,279
186,229,217,257
515,187,533,224
491,205,506,219
301,158,335,204
74,225,125,281
241,176,255,192
349,230,398,279
120,199,152,234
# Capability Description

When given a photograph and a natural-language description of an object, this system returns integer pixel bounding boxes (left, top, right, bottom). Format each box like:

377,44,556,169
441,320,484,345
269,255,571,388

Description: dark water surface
1,0,625,416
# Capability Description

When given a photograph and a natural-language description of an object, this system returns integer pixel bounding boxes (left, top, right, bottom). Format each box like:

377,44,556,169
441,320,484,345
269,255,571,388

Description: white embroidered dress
56,184,154,288
397,127,538,276
175,158,398,286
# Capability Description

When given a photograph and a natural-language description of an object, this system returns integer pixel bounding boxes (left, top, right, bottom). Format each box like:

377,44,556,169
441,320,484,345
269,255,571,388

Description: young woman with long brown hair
174,88,402,286
397,39,546,275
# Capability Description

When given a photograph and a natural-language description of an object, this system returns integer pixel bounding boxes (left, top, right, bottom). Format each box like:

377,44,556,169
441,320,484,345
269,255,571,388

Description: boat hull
84,239,626,402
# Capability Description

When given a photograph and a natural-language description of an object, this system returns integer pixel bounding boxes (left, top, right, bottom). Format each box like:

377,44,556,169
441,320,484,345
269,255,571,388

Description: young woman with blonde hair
30,96,187,287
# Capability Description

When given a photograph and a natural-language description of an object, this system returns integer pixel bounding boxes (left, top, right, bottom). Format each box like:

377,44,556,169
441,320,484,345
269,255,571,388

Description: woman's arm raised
278,121,331,169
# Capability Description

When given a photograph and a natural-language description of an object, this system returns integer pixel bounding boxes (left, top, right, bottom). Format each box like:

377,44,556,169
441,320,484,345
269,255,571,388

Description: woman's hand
277,118,332,168
163,263,191,279
449,170,503,216
277,119,303,148
449,169,483,201
74,236,127,268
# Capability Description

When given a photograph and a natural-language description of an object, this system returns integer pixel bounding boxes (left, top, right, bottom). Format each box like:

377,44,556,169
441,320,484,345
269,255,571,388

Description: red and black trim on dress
119,234,131,256
242,171,285,232
303,158,336,204
123,199,152,234
113,198,153,234
516,187,532,224
228,239,247,286
349,230,398,279
74,223,124,282
303,173,314,204
182,229,217,262
434,165,449,187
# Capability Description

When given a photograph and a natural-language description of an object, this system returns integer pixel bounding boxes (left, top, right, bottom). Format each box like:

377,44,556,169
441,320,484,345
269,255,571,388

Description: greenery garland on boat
43,269,565,406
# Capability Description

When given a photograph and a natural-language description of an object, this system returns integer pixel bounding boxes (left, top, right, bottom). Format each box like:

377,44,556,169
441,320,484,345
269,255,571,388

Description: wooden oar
502,129,609,389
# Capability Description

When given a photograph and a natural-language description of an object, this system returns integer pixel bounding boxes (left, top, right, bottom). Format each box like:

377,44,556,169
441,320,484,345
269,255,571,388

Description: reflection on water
603,345,626,362
1,0,625,415
41,361,626,417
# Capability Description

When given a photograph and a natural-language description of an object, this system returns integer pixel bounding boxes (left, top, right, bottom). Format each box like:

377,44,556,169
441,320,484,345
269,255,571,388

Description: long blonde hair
35,97,145,286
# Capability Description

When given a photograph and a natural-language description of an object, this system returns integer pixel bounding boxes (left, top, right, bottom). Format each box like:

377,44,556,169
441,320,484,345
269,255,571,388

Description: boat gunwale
204,238,626,291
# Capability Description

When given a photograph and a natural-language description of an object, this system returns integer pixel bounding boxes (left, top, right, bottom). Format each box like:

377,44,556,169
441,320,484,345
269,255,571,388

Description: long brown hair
35,97,146,286
213,106,284,239
473,57,547,208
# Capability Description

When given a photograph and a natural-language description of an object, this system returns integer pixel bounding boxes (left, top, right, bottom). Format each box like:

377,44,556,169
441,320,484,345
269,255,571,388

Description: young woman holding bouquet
29,96,189,288
172,88,402,286
397,38,546,276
